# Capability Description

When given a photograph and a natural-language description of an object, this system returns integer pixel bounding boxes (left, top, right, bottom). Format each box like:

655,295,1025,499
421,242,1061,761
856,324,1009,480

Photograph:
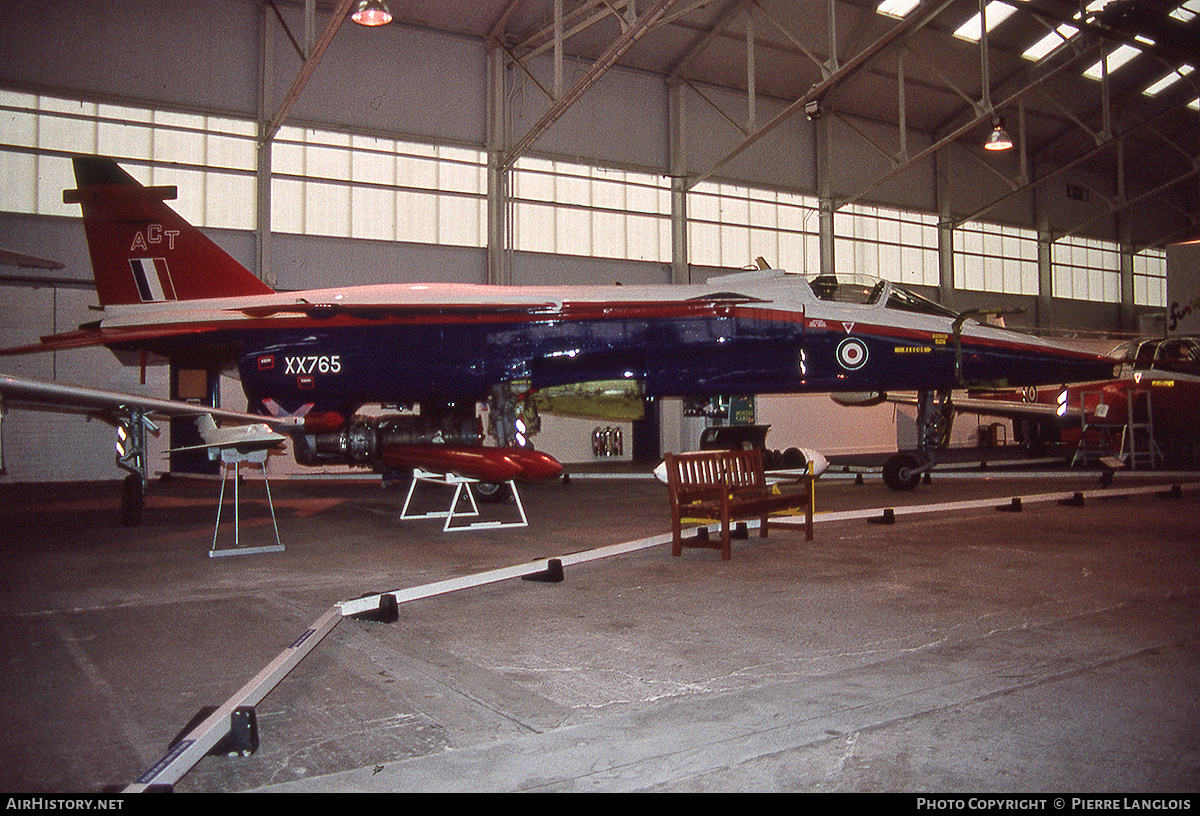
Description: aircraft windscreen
1113,338,1200,375
808,273,959,319
808,274,885,305
885,285,960,319
1110,340,1141,364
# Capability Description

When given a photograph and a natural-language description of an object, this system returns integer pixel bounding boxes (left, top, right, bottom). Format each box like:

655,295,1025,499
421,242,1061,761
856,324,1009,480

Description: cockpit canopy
703,268,962,321
1113,336,1200,376
807,273,960,319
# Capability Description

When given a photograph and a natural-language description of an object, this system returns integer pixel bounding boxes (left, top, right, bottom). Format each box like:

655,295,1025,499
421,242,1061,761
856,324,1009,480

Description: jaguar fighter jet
2,156,1118,502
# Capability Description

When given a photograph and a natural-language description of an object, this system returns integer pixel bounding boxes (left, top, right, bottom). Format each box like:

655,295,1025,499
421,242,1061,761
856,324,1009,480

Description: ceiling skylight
1021,1,1114,62
1143,65,1195,96
876,0,921,18
1170,1,1200,23
1082,42,1148,80
954,0,1025,42
1022,24,1078,61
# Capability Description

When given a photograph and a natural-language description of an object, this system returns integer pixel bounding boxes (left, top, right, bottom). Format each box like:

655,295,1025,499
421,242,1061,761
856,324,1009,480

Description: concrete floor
1,459,1199,794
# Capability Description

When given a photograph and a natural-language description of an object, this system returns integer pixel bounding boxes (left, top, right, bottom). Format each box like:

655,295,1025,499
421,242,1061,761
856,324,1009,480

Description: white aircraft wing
883,391,1081,420
0,373,303,428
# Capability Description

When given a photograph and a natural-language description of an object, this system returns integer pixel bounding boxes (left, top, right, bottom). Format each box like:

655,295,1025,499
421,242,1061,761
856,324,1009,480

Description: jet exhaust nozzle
295,414,483,467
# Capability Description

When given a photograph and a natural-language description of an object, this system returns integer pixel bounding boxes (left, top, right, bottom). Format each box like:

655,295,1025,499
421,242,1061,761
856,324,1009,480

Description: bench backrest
664,449,766,502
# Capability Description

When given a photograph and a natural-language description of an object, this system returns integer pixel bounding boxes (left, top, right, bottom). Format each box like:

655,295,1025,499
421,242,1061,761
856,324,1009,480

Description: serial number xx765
285,355,342,374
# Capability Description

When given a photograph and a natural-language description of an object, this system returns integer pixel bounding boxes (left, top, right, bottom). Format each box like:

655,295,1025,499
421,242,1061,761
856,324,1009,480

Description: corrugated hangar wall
0,0,1162,481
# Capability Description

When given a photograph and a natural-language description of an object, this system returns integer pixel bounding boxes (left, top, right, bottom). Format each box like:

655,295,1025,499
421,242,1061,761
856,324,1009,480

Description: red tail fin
63,156,275,306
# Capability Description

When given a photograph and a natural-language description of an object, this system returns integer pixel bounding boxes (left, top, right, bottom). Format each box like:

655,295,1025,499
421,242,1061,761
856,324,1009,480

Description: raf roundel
836,337,868,371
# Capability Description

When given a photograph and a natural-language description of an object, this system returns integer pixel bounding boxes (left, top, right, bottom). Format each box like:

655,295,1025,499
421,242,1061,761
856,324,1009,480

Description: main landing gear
478,383,539,502
882,389,954,491
116,408,158,525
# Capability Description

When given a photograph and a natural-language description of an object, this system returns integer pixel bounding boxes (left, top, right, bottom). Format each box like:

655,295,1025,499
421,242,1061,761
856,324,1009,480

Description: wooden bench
664,448,814,560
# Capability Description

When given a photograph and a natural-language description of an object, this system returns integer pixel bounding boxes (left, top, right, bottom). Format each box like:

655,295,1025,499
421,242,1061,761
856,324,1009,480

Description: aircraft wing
882,391,1081,420
0,373,303,428
0,324,224,357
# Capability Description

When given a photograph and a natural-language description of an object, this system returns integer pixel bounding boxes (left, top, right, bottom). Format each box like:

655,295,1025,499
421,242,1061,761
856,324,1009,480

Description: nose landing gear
882,388,954,491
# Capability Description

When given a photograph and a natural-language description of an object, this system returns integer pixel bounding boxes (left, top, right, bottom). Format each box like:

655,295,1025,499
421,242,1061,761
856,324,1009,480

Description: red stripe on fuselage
79,299,758,343
37,296,1104,367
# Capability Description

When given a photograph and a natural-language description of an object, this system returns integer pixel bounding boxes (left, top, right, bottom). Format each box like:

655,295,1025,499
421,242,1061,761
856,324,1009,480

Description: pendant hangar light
985,116,1014,151
352,0,393,26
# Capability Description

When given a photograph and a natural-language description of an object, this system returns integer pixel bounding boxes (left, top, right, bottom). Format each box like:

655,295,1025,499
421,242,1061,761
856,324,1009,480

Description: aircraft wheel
882,453,923,491
473,481,510,503
120,474,144,527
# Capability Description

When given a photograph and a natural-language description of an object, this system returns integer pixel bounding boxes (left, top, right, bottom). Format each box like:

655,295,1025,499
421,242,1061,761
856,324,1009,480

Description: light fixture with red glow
352,0,392,26
985,117,1013,151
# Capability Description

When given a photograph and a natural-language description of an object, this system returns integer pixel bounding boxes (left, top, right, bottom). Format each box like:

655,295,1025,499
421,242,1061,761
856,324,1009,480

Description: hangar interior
1,0,1199,795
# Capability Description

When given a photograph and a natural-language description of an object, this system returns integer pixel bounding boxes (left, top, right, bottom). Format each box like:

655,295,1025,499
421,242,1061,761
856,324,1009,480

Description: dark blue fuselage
230,302,1110,418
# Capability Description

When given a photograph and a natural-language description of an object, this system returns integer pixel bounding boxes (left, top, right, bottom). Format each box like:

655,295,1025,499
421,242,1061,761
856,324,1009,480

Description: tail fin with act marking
63,156,274,306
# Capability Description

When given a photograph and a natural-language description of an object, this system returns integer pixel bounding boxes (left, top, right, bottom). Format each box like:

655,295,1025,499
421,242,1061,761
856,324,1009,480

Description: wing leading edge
0,373,302,428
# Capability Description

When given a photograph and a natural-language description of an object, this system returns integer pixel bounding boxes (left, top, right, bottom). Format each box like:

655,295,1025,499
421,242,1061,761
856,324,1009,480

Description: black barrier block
997,497,1022,512
350,593,399,623
211,707,258,757
522,558,565,583
1157,484,1183,499
1059,492,1086,507
172,706,258,758
869,508,896,525
733,522,748,540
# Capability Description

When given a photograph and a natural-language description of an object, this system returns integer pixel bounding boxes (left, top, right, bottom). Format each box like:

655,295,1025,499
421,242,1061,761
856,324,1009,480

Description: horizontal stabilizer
0,248,64,270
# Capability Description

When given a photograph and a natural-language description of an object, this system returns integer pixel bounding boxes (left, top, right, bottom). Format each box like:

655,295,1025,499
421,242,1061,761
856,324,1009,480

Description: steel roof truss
500,0,681,169
954,103,1188,229
689,0,960,189
837,37,1099,211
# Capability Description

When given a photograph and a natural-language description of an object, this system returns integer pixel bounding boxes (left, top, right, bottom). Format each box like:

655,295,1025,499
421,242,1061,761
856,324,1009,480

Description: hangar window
833,203,939,288
0,90,256,230
688,182,819,273
1051,235,1121,303
1133,248,1166,307
511,157,671,262
271,126,487,247
953,220,1039,296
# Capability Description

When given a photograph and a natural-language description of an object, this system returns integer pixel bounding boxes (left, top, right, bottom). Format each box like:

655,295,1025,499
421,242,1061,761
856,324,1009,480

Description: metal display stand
209,448,284,557
400,467,528,531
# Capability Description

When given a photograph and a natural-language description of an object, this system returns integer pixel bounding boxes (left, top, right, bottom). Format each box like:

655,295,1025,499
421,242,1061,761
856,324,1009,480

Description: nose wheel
882,388,952,491
882,452,926,491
